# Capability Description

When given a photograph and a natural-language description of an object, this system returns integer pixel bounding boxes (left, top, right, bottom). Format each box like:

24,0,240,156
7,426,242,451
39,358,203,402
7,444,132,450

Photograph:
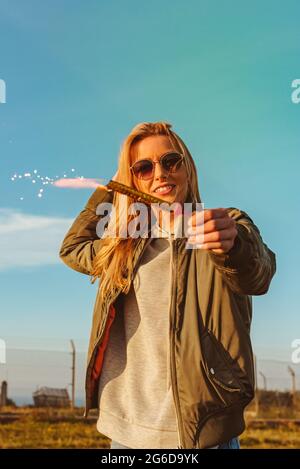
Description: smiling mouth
153,184,176,195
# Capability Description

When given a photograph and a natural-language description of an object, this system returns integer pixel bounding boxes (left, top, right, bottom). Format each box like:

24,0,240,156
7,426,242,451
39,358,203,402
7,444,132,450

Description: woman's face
131,135,189,206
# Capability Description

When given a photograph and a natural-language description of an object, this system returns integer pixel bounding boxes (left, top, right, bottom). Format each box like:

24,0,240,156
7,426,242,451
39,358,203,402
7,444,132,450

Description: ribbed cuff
208,224,252,270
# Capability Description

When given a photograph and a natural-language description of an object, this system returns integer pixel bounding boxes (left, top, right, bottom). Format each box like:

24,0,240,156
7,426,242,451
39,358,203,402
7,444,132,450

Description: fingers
187,217,235,236
186,208,238,252
188,226,237,244
187,208,228,228
187,238,235,252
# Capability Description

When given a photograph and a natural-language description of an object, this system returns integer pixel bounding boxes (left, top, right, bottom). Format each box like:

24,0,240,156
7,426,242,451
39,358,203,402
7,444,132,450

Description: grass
0,406,299,449
0,407,109,449
241,421,300,449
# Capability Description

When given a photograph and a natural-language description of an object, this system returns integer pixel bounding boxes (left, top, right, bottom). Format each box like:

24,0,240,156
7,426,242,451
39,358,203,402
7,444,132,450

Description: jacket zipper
169,240,185,449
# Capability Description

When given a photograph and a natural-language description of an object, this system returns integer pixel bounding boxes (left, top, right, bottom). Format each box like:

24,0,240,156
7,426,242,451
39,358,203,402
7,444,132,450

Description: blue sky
0,0,299,402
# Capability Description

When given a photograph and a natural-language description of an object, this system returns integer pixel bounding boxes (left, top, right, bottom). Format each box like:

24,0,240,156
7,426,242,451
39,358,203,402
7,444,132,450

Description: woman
59,121,276,449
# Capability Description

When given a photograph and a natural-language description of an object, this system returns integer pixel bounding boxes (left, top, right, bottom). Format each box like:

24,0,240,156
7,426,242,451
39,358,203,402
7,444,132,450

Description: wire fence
256,357,300,392
0,342,300,407
0,344,87,406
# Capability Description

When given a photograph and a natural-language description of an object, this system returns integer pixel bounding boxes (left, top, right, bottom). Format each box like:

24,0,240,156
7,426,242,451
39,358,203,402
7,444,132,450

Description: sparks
9,168,97,202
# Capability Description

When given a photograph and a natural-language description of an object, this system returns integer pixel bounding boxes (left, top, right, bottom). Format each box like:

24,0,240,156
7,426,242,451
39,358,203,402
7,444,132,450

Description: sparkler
9,170,197,219
9,169,173,207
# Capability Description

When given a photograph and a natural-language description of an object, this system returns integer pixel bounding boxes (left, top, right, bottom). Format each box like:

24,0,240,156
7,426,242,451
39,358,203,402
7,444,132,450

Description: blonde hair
90,121,201,300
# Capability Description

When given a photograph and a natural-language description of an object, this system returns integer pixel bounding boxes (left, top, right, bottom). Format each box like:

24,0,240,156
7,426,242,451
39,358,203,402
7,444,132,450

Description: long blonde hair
90,121,201,300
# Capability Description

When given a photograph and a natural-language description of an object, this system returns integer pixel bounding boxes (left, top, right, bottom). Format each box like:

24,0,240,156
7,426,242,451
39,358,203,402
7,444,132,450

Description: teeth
155,185,174,193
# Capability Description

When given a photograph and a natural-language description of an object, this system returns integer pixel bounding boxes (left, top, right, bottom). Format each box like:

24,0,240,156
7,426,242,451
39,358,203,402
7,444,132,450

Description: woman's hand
187,208,238,254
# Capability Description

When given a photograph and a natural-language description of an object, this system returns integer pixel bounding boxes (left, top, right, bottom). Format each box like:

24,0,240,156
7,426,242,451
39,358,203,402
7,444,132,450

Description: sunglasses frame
130,151,185,180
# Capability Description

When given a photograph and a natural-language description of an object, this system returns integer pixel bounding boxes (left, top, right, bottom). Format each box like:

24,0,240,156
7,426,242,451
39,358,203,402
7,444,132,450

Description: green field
0,407,300,449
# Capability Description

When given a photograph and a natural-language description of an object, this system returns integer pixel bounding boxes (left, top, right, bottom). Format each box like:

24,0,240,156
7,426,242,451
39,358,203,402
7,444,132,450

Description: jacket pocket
200,330,247,405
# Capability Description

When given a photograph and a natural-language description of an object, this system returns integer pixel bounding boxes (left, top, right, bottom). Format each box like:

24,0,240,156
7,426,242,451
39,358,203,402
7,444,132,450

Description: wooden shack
32,387,70,408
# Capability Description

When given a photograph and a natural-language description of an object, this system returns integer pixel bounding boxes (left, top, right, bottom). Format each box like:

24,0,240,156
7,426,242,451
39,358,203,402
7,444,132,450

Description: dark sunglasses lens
132,160,153,179
162,153,183,172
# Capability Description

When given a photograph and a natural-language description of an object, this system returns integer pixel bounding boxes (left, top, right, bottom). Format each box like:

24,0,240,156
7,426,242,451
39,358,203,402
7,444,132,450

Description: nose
153,159,169,180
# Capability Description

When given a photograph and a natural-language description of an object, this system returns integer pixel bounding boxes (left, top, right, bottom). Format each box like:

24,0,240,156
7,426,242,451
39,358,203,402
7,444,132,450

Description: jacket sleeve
208,207,276,296
59,186,114,276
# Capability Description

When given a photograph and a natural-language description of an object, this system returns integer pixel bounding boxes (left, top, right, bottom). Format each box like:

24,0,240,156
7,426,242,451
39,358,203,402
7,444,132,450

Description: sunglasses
130,151,184,180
